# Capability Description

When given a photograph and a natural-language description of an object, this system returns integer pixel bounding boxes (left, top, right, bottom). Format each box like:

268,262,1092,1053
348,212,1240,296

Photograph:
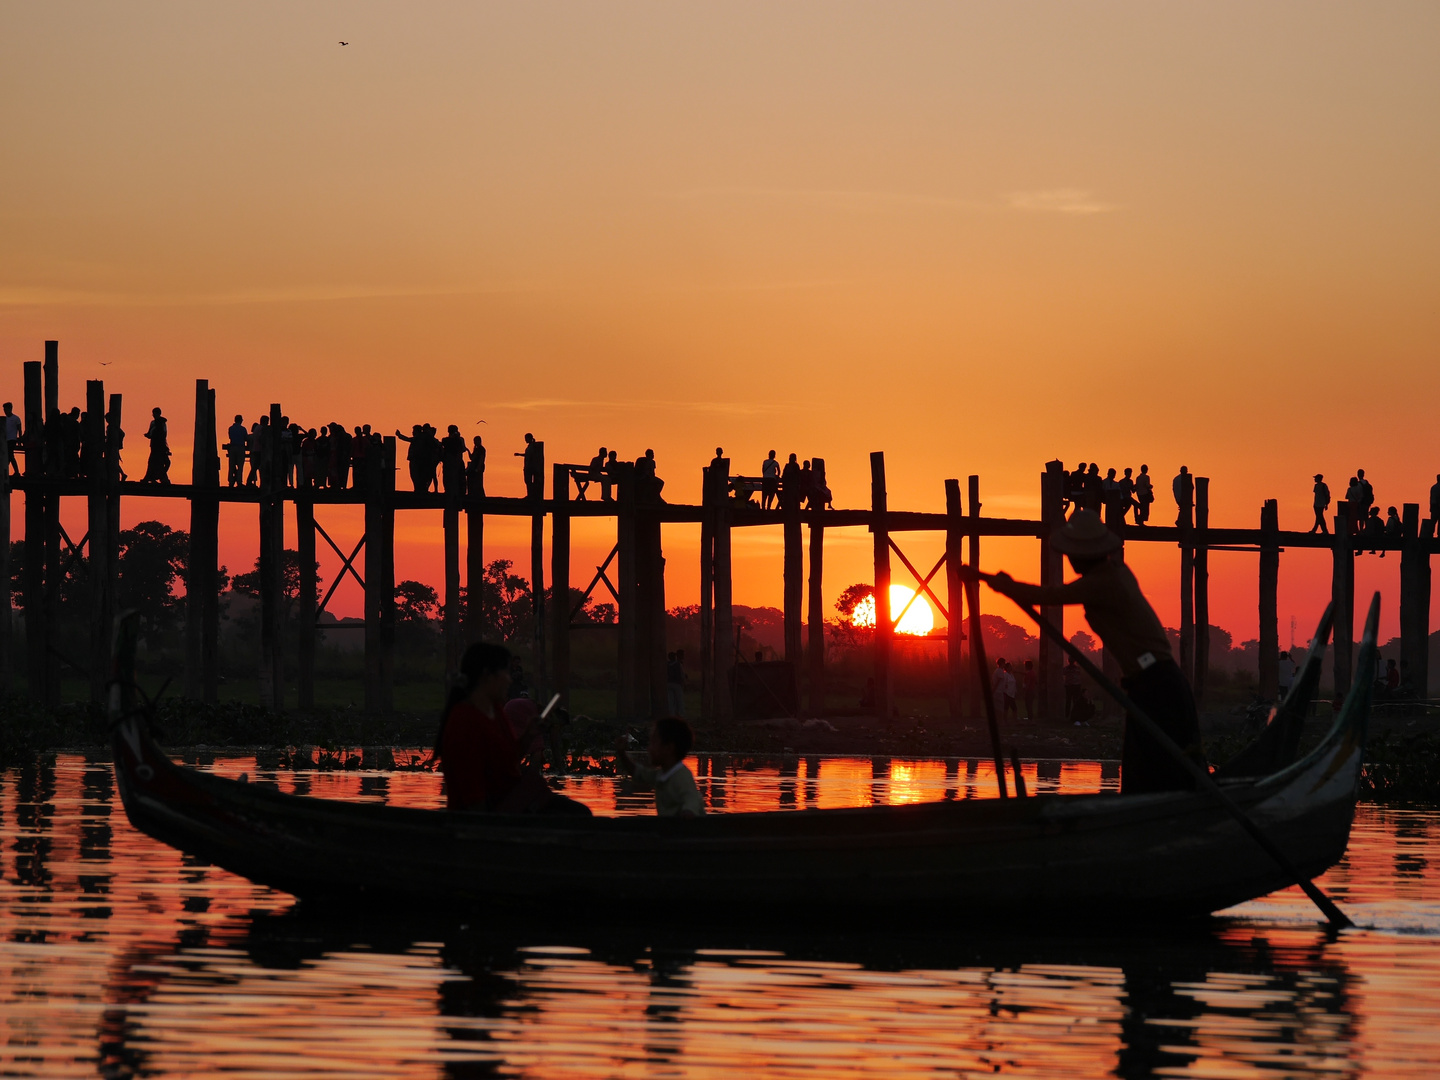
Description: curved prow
1265,593,1377,792
1216,602,1334,778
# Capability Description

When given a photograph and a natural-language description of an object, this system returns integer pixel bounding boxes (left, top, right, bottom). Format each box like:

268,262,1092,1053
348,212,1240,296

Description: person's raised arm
986,570,1106,608
395,430,413,443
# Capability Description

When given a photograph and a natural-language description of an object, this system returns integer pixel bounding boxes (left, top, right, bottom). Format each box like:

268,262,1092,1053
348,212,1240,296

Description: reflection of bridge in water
6,341,1435,727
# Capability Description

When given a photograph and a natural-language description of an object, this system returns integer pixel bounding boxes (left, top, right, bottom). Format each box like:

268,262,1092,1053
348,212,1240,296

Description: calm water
3,753,1439,1078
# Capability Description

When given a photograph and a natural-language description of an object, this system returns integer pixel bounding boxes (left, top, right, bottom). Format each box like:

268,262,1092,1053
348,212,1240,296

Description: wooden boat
111,598,1378,920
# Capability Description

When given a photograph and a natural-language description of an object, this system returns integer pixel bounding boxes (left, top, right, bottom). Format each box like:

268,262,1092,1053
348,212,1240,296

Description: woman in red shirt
436,643,590,816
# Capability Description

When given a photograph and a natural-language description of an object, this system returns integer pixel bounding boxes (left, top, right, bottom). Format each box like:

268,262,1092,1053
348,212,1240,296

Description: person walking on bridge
1172,466,1193,526
1430,473,1440,527
1310,473,1331,534
986,510,1206,794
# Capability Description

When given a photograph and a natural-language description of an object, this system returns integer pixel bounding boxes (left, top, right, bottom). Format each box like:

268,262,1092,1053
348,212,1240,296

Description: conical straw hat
1052,509,1122,557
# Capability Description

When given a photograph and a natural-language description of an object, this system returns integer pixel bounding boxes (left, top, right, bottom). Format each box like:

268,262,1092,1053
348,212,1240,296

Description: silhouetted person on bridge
762,450,780,509
246,418,266,486
638,448,664,501
3,402,21,479
1361,505,1385,555
1310,474,1331,534
397,425,428,493
1430,474,1440,526
441,424,466,497
780,453,802,510
519,433,544,500
1355,468,1375,524
350,425,368,489
467,435,486,498
587,447,609,501
1133,465,1153,525
1384,506,1402,551
141,407,171,484
808,458,833,510
1172,466,1193,526
1344,476,1363,534
989,510,1206,793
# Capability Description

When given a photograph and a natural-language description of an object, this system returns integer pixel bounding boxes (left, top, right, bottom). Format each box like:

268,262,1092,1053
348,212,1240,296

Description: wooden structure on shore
5,342,1436,721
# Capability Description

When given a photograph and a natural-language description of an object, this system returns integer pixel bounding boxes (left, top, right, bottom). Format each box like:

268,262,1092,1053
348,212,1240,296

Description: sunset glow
851,586,936,637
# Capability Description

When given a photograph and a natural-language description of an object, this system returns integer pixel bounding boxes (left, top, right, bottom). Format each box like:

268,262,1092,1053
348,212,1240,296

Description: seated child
617,717,703,817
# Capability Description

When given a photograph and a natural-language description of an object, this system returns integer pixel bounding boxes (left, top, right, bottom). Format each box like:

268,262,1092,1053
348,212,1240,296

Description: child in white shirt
618,717,703,817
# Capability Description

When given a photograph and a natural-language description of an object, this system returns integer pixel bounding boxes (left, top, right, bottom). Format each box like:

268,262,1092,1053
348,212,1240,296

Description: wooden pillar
551,462,571,710
296,493,316,710
945,479,965,720
1331,501,1354,696
806,460,826,718
699,467,715,723
86,381,110,703
23,361,45,702
966,475,982,718
1193,477,1210,702
870,452,892,722
465,490,484,641
0,425,8,692
364,435,384,711
783,496,803,665
1400,503,1430,701
379,437,396,710
1258,498,1279,699
258,403,285,711
185,379,219,702
645,506,667,722
443,498,460,681
1178,497,1194,684
200,388,218,702
712,458,734,725
104,395,122,683
42,342,60,706
616,462,639,720
1039,461,1065,722
530,441,546,698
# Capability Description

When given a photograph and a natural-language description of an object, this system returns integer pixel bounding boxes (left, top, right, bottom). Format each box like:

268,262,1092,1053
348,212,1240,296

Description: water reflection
1,753,1438,1078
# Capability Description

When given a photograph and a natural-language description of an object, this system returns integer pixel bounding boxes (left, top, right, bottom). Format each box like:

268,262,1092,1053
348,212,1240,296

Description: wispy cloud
1008,189,1117,215
0,281,545,309
662,186,990,213
491,398,785,417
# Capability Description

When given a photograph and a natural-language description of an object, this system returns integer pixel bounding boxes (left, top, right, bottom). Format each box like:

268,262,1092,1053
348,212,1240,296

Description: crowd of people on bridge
1062,462,1159,526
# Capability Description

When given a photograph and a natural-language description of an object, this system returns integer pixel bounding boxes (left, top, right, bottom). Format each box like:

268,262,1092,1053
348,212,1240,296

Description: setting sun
852,585,935,637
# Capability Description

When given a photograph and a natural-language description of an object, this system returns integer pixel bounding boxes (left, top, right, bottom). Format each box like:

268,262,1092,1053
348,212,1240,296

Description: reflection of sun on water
851,585,934,636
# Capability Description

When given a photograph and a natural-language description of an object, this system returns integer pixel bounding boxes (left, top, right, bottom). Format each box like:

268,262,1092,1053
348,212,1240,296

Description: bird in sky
339,41,348,46
99,362,112,366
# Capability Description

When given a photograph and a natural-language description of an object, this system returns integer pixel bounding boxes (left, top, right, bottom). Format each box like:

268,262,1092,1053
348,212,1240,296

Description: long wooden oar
964,574,1008,799
965,568,1353,930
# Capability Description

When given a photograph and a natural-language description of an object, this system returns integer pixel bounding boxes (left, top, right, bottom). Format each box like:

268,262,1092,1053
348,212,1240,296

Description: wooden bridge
4,341,1435,721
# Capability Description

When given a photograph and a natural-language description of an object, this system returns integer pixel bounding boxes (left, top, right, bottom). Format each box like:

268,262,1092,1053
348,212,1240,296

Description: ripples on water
2,752,1437,1078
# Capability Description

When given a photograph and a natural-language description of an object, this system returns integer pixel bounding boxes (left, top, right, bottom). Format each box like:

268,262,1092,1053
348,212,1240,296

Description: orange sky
3,3,1438,642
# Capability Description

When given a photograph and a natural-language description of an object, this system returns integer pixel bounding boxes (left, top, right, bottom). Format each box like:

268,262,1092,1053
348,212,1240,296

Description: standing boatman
985,510,1206,794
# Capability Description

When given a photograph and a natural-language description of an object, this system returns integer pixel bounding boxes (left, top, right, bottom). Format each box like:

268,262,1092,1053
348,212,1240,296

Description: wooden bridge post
443,495,461,682
1039,461,1065,721
0,417,8,692
1259,499,1280,699
104,394,122,662
379,437,396,710
258,402,285,711
364,434,384,711
806,458,826,717
551,462,570,710
944,479,965,721
42,342,60,706
296,491,316,710
1178,496,1195,685
530,441,546,698
699,466,715,724
712,458,734,725
967,475,982,718
645,502,667,722
465,484,484,641
1331,501,1354,695
185,379,220,703
23,360,45,702
783,490,803,666
84,380,110,703
1193,477,1210,702
1399,503,1430,701
616,461,638,720
870,452,893,722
